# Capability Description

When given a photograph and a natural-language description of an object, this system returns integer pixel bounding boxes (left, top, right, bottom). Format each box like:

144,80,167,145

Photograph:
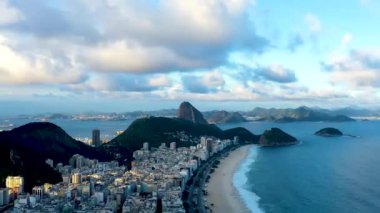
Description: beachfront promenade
183,145,239,213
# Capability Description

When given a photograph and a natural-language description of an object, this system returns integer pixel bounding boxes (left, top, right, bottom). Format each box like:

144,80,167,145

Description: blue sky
0,0,379,115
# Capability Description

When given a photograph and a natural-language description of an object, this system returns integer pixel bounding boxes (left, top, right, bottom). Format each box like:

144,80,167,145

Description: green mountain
0,122,111,191
107,116,234,148
222,127,259,143
106,116,259,160
315,128,343,137
259,128,298,146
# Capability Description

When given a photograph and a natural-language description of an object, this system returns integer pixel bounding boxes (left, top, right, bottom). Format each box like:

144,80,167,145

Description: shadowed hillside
0,122,111,191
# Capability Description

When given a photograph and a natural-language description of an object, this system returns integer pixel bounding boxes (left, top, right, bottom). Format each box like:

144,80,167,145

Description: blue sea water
222,121,380,213
3,118,380,212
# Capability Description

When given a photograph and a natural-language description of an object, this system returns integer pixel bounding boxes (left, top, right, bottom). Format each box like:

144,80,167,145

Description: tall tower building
205,138,213,153
76,155,83,169
92,129,101,147
71,173,82,184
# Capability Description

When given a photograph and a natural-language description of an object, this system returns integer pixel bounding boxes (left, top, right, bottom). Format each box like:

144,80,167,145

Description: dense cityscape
0,129,239,213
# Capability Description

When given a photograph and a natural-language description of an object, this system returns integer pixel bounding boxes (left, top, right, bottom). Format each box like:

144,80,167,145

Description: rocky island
315,128,343,137
259,128,298,146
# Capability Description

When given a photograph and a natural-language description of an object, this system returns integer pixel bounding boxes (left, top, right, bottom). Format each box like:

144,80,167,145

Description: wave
233,145,264,213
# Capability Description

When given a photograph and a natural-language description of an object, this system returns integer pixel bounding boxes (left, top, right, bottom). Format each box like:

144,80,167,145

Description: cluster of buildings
0,176,24,208
1,133,239,213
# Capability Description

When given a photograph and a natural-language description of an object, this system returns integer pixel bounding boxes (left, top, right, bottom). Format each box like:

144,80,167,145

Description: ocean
222,121,380,213
2,118,380,212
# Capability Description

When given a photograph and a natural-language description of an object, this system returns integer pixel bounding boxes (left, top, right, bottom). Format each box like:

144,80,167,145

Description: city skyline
1,0,380,115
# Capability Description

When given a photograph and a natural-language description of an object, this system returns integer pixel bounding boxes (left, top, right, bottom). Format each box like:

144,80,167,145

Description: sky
0,0,380,115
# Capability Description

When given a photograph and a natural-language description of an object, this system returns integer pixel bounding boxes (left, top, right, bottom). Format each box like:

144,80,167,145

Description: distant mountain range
327,107,380,117
243,106,355,122
204,110,247,124
11,106,378,123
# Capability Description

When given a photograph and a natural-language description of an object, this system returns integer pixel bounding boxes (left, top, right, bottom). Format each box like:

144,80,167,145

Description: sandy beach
206,145,252,213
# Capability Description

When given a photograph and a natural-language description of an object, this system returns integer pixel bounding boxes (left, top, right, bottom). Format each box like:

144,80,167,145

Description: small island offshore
0,101,298,212
315,128,343,137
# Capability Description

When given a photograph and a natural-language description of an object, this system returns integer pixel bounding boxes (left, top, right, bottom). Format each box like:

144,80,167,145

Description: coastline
206,145,255,213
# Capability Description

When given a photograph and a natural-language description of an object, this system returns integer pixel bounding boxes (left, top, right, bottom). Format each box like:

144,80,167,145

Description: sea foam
233,145,264,213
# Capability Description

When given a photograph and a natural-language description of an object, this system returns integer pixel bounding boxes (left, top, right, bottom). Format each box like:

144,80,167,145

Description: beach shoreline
206,145,253,213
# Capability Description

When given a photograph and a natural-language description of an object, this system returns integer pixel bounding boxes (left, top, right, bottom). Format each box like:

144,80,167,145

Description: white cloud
84,40,207,73
0,34,85,85
181,70,225,94
2,0,266,77
86,0,252,44
235,64,297,84
66,73,172,93
73,0,264,73
323,48,380,88
331,69,377,87
149,75,172,88
342,33,353,45
0,0,23,25
203,71,225,87
305,13,321,33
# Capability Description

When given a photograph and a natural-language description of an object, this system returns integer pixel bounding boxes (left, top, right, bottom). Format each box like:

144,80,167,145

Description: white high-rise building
94,191,104,204
170,142,177,150
5,176,24,195
234,136,239,145
0,188,10,206
45,159,54,168
143,142,149,151
200,136,207,147
76,155,83,169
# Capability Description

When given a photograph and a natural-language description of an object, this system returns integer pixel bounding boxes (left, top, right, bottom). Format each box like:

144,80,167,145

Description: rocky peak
177,101,208,124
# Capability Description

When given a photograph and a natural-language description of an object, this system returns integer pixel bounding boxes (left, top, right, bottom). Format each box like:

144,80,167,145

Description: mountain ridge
205,110,247,124
244,106,355,122
0,122,111,192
